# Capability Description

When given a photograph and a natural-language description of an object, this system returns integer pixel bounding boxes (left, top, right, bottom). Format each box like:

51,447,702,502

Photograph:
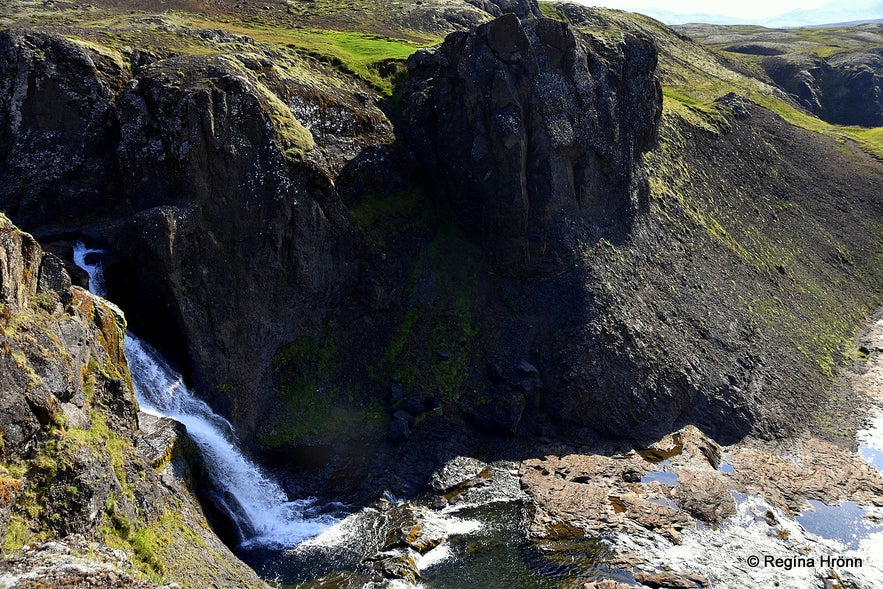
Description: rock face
762,52,883,127
0,214,134,464
105,53,367,433
401,14,661,274
0,31,124,228
0,214,266,588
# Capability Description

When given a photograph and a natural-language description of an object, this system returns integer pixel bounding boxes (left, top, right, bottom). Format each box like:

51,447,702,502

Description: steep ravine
1,0,883,585
1,3,879,473
0,214,267,588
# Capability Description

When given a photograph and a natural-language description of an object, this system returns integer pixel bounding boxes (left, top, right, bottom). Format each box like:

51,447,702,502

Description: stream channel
73,244,883,588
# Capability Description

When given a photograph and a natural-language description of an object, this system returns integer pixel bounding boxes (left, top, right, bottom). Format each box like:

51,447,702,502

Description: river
73,243,883,588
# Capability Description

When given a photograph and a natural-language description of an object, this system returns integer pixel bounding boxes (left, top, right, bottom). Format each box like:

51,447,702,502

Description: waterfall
73,243,335,548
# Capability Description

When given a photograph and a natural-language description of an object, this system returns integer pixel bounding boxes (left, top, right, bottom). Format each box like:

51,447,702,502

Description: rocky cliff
400,13,660,274
0,0,881,506
0,214,265,587
676,21,883,127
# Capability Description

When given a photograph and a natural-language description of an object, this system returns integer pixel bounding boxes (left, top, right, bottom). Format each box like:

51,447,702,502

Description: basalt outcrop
761,51,883,127
104,52,373,435
400,13,661,274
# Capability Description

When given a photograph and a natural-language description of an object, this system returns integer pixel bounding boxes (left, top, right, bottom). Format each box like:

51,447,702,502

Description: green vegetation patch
185,17,429,94
263,335,386,447
2,515,28,554
350,188,432,246
371,231,484,409
101,502,200,583
538,1,565,21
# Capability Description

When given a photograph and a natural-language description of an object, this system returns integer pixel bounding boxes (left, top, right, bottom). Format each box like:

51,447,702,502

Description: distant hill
586,0,883,26
765,0,883,27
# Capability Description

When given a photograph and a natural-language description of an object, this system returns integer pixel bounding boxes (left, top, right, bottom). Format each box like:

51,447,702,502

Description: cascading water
70,242,883,588
73,243,336,549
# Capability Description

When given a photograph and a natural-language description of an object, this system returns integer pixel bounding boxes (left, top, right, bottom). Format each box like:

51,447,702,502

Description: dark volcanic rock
104,54,367,435
0,30,127,228
466,0,542,19
401,14,661,275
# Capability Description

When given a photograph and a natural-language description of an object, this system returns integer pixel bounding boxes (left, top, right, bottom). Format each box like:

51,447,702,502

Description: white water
614,407,883,589
73,243,335,549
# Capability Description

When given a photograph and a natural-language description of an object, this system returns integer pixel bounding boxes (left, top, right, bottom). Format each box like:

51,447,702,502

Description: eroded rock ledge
520,425,883,588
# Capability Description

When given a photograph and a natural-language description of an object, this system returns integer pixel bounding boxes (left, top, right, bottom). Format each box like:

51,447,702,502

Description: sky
588,0,830,20
577,0,883,25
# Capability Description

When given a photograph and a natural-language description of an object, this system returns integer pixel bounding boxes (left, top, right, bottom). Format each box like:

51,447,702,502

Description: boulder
634,570,709,588
429,456,491,494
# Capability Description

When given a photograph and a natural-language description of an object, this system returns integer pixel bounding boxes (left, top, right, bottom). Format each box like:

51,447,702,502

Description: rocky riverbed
255,315,883,588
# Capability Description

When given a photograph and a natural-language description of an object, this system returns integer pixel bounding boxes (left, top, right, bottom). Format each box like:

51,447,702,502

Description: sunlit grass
184,16,433,93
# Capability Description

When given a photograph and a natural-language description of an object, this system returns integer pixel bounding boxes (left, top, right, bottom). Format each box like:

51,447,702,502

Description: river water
73,243,883,588
73,244,338,549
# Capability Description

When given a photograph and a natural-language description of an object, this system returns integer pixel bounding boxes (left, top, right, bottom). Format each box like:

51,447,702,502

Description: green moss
263,336,386,446
101,503,204,582
83,358,100,405
249,73,315,157
428,299,478,403
372,231,483,407
185,17,430,94
64,37,129,70
130,527,164,575
384,310,419,369
3,516,28,554
66,410,133,499
538,1,565,20
351,188,429,229
105,495,131,540
350,188,433,248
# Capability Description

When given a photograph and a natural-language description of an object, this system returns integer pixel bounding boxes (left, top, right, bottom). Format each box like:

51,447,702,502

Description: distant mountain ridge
766,0,883,27
588,0,883,26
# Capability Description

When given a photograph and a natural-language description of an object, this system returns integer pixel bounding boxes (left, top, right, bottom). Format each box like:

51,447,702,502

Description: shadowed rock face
0,31,125,228
104,54,369,434
400,14,661,275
